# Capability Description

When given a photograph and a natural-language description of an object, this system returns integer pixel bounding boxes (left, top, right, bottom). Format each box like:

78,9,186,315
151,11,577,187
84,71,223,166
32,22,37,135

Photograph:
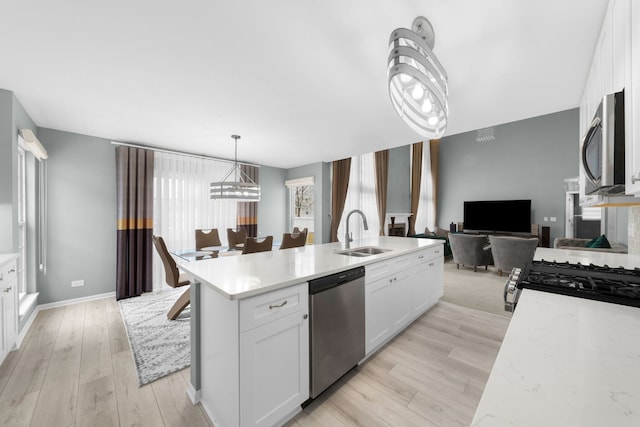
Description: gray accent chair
489,236,539,276
448,233,493,272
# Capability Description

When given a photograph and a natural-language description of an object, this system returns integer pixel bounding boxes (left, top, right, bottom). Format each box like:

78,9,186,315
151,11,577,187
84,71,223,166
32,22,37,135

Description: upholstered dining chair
195,228,222,250
448,233,493,272
152,235,191,320
488,235,539,276
279,232,307,250
242,236,274,254
227,228,247,250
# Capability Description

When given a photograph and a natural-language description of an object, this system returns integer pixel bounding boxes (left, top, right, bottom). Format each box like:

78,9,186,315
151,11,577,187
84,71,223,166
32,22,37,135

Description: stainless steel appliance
504,260,640,312
308,266,365,399
581,90,626,195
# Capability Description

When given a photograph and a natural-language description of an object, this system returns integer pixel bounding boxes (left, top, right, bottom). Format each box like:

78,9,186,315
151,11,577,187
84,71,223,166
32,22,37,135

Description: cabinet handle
429,262,434,266
9,268,15,273
3,287,9,293
303,314,308,319
418,255,424,259
269,300,288,309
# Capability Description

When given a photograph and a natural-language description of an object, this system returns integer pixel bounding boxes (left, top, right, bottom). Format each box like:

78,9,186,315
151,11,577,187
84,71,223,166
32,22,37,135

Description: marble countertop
177,236,442,300
0,253,18,267
472,247,640,426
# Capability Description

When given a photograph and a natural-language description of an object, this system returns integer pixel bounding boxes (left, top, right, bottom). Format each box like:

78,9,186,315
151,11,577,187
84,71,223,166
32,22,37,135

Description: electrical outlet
71,280,84,288
544,217,549,222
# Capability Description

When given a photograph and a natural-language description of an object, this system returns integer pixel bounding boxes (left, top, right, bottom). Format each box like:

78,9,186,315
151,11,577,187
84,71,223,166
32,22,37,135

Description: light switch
544,217,549,222
550,217,557,222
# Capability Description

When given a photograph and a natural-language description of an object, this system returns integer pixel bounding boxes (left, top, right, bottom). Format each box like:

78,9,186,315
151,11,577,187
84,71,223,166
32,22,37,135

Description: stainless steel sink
335,246,391,257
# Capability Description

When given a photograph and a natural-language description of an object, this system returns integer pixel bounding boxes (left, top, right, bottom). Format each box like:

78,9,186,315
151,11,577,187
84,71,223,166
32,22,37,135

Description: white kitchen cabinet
0,256,18,365
626,0,640,194
240,310,308,427
199,282,308,427
365,245,444,356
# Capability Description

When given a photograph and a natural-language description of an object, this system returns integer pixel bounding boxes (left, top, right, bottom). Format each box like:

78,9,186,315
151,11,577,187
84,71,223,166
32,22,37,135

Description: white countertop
177,236,442,300
0,253,18,267
534,247,640,269
472,248,640,426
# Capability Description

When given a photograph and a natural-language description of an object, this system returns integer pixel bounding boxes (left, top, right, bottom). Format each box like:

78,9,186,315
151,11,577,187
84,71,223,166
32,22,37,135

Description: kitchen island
471,248,640,426
178,236,445,427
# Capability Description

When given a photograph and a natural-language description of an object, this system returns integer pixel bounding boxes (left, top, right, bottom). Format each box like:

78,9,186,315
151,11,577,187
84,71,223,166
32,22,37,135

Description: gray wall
286,162,331,244
36,128,117,304
438,108,579,243
387,146,411,213
0,90,13,253
257,165,287,239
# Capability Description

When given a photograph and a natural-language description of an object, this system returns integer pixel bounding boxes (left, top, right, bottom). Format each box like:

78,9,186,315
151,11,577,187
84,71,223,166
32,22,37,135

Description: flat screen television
463,199,531,233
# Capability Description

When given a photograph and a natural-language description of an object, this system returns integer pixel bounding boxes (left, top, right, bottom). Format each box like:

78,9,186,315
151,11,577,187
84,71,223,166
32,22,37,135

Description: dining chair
279,232,307,249
195,228,222,250
152,235,191,320
227,228,248,250
242,236,274,254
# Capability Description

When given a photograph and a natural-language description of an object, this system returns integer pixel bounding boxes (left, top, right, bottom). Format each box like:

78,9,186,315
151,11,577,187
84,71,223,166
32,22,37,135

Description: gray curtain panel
330,158,351,242
116,146,154,300
237,164,259,237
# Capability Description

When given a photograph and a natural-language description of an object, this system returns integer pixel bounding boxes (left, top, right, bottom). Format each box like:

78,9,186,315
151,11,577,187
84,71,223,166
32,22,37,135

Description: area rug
119,289,190,386
441,259,512,318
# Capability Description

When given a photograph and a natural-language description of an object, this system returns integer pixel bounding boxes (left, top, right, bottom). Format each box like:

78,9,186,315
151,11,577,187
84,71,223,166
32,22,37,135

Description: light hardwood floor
0,297,510,427
0,298,212,427
286,301,511,427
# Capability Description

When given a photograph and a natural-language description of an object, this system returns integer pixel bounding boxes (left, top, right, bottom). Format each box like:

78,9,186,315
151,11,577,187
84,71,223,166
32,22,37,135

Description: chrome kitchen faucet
344,209,368,249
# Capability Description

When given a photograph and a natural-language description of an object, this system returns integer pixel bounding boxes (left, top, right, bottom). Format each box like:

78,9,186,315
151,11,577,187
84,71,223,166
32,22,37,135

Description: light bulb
428,116,438,126
411,85,424,100
399,73,412,84
421,99,432,113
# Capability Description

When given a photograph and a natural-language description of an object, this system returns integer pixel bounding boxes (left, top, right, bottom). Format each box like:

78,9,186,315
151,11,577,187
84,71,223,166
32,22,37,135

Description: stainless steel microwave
580,90,625,195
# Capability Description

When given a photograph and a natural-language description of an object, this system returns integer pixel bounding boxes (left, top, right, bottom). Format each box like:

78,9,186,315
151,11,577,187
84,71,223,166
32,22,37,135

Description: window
17,148,26,297
285,176,314,243
337,153,379,242
152,151,241,290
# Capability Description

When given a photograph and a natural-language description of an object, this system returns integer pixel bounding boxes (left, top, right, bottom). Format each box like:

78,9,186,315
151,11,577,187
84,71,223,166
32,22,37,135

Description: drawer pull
3,287,9,293
9,268,15,273
418,255,424,259
429,262,434,267
269,300,288,309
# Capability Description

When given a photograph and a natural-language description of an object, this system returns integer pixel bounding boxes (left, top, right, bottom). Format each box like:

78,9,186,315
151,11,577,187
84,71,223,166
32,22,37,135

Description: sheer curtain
153,151,238,290
336,152,380,242
414,143,435,234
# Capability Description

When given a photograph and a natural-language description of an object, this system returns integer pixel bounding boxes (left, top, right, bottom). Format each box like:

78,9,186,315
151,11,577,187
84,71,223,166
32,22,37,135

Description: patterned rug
119,289,190,386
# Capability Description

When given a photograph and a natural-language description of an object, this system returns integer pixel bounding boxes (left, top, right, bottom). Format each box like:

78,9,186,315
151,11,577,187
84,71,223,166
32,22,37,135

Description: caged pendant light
210,135,261,201
387,16,449,138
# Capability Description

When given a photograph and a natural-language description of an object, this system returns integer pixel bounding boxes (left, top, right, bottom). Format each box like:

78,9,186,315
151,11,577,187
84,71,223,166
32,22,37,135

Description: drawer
365,260,393,283
0,260,17,284
420,245,444,263
366,253,412,283
240,283,308,332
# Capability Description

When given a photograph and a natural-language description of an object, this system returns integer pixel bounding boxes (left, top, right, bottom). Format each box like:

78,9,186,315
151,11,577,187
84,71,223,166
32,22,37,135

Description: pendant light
388,16,449,138
210,135,260,201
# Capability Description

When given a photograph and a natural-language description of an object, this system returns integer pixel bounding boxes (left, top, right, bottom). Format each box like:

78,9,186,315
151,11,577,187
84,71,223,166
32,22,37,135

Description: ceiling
0,1,608,169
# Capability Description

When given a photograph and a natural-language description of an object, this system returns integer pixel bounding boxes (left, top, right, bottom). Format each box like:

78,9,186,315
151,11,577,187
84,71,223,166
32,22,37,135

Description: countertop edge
181,238,443,300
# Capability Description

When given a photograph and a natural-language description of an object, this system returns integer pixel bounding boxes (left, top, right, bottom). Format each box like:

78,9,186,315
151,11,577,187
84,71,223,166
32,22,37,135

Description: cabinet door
409,263,430,317
365,277,391,355
427,257,445,306
239,311,309,427
627,0,640,193
389,269,412,333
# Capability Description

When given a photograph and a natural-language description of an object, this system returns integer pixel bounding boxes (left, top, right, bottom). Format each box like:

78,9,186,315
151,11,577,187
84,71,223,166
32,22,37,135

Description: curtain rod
110,141,260,168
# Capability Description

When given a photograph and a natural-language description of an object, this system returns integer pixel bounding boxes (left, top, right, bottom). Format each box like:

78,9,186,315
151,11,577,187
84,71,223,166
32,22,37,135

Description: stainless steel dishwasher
308,266,365,399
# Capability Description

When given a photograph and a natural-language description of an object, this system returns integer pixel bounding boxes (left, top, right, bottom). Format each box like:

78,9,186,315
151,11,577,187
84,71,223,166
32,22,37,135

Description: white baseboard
15,291,116,350
187,383,201,404
37,291,116,311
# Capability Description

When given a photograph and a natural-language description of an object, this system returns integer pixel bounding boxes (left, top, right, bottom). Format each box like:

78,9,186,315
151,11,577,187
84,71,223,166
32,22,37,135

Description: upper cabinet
627,0,640,193
579,0,640,198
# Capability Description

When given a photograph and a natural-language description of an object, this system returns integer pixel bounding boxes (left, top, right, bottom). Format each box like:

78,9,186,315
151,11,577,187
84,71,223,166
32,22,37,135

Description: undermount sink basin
335,246,391,257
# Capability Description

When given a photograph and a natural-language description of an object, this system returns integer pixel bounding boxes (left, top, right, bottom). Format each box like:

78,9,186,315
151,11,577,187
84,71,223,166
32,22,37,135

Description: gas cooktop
515,260,640,307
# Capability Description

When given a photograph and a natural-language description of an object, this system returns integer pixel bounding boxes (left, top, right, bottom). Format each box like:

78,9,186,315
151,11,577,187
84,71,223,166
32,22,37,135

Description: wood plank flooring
0,297,510,427
0,298,212,427
286,302,511,427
